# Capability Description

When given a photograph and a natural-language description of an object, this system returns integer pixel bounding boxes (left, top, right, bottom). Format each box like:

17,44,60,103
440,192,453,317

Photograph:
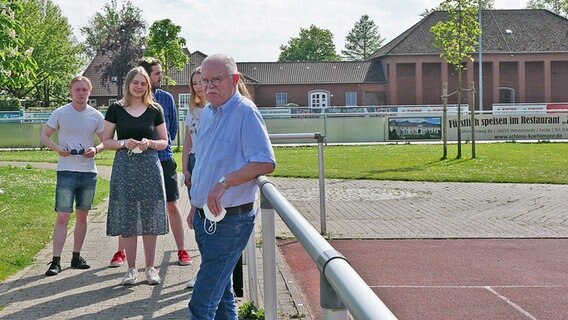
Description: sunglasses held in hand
67,144,85,155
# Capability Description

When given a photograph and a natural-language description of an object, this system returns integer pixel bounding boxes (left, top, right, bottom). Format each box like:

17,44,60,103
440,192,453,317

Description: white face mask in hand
203,203,227,235
128,146,143,155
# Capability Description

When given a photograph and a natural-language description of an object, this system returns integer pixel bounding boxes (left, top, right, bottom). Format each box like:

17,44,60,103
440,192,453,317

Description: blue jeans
188,208,255,320
55,171,97,213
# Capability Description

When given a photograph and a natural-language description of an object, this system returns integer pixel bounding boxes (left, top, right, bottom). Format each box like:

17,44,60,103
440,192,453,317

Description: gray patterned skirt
106,149,169,237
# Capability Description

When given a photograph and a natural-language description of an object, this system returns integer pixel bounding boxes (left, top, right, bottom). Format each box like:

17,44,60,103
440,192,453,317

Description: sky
52,0,527,62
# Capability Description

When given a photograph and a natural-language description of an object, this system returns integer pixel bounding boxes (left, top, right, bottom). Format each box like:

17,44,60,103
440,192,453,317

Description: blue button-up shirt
154,89,177,162
190,91,276,208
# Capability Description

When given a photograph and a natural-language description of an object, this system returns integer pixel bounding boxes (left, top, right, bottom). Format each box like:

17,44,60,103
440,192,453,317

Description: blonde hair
189,67,204,115
122,66,161,110
237,73,252,100
69,76,92,90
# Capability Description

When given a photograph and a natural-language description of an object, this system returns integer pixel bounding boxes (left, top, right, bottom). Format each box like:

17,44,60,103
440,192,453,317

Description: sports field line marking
485,287,537,320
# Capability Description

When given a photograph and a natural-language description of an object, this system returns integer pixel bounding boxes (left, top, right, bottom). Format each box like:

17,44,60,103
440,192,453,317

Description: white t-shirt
185,107,204,154
45,103,105,173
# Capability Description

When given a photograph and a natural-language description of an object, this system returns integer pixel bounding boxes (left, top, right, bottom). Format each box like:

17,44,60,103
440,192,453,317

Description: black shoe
45,261,61,276
71,256,91,269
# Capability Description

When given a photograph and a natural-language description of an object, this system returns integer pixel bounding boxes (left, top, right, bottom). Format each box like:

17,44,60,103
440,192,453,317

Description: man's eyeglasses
68,144,85,155
199,74,234,87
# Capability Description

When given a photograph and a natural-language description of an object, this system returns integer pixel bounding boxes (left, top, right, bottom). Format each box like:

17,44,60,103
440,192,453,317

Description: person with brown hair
102,66,169,285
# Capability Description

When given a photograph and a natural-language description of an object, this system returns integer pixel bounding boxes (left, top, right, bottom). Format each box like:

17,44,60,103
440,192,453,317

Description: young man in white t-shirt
40,76,105,276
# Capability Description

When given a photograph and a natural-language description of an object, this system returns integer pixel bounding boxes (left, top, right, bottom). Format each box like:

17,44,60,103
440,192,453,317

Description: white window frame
345,92,357,106
308,90,330,108
88,99,97,107
179,93,191,109
108,98,117,105
275,92,288,107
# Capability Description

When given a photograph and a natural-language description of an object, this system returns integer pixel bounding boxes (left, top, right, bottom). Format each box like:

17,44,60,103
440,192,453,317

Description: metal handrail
269,133,327,234
256,176,398,319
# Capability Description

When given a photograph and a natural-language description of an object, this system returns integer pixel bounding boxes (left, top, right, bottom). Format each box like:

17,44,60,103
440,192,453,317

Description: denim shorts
55,171,97,213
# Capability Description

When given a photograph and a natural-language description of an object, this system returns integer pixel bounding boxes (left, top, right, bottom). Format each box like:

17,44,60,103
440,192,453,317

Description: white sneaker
145,267,161,285
186,278,196,288
122,268,138,285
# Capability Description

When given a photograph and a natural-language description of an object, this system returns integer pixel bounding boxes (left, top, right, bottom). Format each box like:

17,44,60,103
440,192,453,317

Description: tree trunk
442,82,448,160
469,81,476,159
456,69,462,159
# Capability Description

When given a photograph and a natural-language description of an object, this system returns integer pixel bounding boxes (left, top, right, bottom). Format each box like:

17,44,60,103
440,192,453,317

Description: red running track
279,239,568,320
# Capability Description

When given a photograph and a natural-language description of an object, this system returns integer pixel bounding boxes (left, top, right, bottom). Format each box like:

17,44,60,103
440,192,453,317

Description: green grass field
3,141,566,183
0,165,109,282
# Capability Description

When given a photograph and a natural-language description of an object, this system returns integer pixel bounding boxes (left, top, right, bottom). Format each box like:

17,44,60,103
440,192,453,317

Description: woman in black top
102,66,169,286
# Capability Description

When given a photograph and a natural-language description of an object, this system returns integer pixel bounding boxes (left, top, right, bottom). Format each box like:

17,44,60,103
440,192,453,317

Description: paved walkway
0,161,567,319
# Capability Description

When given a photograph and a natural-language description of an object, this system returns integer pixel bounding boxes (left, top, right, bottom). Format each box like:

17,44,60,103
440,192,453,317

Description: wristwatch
119,140,125,149
218,176,229,189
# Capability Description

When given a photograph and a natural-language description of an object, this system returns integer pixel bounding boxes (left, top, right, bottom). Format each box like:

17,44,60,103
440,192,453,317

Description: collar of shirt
207,91,242,117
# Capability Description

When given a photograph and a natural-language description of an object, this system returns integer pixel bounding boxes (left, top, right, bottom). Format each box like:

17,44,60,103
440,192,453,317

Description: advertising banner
445,113,568,141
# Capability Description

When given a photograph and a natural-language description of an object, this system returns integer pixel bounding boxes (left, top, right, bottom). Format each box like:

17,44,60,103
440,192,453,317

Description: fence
245,132,397,319
2,107,568,148
252,176,398,319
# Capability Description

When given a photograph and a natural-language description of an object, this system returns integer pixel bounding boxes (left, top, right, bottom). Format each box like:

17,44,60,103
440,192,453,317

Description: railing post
321,273,348,319
316,133,327,235
260,184,278,319
245,228,259,306
319,249,348,319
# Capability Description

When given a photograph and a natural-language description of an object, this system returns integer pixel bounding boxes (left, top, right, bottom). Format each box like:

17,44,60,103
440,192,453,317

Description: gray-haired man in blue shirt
187,53,276,319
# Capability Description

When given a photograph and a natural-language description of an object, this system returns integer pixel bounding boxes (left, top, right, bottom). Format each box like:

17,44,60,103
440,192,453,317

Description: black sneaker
71,256,91,269
45,261,61,276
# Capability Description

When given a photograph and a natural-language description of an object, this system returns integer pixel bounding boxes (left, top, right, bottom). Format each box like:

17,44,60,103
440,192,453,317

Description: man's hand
183,171,192,188
187,205,196,229
83,147,97,158
206,183,228,216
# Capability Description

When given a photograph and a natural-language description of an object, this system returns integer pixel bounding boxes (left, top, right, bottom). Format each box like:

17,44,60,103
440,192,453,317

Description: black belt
196,202,254,219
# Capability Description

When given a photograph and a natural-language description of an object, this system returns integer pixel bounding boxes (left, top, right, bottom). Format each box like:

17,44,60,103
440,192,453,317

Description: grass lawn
4,142,566,183
271,142,568,184
0,165,109,283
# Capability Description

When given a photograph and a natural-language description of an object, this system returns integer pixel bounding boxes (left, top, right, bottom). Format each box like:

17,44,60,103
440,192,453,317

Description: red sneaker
109,251,126,268
178,249,192,266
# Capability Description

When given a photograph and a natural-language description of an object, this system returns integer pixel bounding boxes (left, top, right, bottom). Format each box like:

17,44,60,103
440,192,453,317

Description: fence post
316,133,327,235
260,188,278,319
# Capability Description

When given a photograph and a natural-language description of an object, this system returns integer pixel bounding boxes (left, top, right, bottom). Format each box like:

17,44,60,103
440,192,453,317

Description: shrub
0,98,21,111
238,301,265,320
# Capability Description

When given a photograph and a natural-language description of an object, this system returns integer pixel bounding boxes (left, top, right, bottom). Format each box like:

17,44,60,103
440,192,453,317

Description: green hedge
0,99,21,111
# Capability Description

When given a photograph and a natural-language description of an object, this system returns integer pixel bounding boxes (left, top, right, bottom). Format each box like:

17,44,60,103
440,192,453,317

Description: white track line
485,287,537,320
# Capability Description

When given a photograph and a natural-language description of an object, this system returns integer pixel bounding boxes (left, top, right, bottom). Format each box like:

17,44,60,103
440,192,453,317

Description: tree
421,0,494,17
80,0,122,59
278,25,341,62
0,0,37,99
81,0,146,98
341,15,385,61
526,0,568,18
145,19,188,88
431,0,481,159
15,0,84,107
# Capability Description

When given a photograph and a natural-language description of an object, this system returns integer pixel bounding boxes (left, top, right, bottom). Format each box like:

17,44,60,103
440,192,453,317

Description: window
275,93,288,107
308,90,330,108
345,92,357,106
499,87,516,103
88,99,97,107
179,94,191,109
364,92,386,106
108,98,117,105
